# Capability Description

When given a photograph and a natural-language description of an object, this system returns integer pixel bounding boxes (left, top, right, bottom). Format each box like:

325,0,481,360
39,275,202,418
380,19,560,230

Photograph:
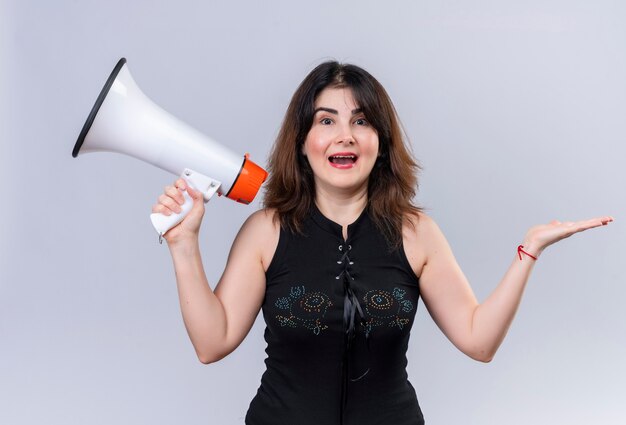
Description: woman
152,62,613,425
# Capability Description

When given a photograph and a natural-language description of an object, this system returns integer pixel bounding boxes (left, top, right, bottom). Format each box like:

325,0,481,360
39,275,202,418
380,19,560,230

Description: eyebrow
313,107,363,115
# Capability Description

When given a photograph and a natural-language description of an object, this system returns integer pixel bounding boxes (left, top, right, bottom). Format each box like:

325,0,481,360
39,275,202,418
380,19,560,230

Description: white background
1,1,625,424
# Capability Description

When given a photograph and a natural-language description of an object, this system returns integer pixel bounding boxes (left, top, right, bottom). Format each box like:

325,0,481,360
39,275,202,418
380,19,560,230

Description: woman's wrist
167,233,200,255
519,237,543,260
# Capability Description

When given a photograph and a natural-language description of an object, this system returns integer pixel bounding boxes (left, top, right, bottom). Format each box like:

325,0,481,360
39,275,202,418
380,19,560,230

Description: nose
335,121,355,145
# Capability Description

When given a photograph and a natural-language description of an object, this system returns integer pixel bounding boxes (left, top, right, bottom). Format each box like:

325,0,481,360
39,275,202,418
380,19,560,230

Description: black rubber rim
72,58,127,158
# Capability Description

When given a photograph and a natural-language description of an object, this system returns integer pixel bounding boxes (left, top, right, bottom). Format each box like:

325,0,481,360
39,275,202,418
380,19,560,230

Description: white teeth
329,155,357,164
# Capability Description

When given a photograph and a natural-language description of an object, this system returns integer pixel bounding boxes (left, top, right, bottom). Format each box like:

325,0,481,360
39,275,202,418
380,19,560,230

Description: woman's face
302,87,379,195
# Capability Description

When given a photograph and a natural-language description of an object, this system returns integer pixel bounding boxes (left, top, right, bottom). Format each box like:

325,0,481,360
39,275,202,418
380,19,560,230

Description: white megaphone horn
72,58,267,241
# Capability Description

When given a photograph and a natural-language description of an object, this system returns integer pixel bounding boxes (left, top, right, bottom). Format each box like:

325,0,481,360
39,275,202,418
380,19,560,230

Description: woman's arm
153,179,278,364
405,214,613,362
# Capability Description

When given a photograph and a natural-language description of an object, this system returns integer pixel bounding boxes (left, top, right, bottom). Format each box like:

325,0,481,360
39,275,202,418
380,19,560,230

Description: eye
354,118,369,126
320,117,333,125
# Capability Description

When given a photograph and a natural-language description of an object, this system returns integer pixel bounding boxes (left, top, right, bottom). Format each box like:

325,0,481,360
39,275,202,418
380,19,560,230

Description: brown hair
263,61,421,247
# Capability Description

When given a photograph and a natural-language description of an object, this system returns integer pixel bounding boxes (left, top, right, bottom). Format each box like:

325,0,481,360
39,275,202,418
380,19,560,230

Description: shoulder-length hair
263,61,421,247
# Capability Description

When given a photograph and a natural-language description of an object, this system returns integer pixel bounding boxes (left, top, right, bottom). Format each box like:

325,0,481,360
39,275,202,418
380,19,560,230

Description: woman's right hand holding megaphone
152,178,206,245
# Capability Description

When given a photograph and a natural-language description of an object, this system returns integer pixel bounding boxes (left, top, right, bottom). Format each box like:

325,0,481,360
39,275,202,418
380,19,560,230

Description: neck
314,186,368,228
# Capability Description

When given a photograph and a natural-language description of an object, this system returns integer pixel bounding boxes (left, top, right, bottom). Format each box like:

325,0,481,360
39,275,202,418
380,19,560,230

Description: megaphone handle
149,169,221,243
150,189,196,243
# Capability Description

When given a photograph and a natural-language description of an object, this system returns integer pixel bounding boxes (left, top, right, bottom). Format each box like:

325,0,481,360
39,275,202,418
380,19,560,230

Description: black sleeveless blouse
246,206,425,425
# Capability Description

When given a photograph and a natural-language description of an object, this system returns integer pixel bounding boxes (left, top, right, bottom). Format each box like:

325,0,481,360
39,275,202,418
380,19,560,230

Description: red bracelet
517,245,537,261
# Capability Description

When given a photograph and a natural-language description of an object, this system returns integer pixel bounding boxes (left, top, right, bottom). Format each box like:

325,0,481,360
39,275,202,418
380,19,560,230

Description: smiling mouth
328,154,358,165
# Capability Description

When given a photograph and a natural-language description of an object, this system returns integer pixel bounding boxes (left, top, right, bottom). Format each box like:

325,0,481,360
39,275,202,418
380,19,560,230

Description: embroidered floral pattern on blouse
362,287,414,336
275,286,333,335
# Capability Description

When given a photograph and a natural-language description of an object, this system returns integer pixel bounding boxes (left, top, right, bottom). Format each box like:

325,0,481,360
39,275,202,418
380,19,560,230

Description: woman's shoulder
237,208,281,271
240,208,280,235
403,210,439,236
402,211,441,277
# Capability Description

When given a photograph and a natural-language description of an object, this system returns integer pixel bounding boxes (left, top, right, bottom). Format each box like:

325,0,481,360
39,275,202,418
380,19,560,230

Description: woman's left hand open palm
523,216,614,258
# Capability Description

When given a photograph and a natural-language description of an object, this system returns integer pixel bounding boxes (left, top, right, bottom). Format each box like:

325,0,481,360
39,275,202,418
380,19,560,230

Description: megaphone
72,58,267,240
